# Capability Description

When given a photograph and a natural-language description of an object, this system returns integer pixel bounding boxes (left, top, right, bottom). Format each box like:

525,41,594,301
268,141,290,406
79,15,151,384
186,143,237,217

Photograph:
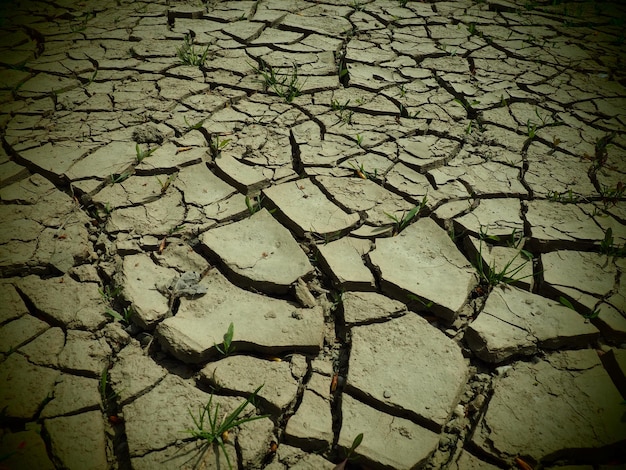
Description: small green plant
355,134,364,147
253,62,306,103
331,98,351,112
177,33,210,67
559,296,600,319
526,119,537,139
184,115,206,131
109,172,131,185
135,144,156,163
398,0,409,6
245,195,262,215
185,385,268,470
384,196,427,235
407,293,434,309
349,161,377,180
99,285,122,304
330,289,345,311
105,306,134,324
209,135,231,158
350,0,365,11
156,173,177,195
599,227,626,257
99,367,119,410
547,189,579,203
474,239,534,287
599,181,625,207
215,322,235,356
334,433,364,470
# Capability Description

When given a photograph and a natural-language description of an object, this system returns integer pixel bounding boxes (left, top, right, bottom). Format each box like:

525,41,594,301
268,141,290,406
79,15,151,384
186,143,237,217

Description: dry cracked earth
1,0,626,469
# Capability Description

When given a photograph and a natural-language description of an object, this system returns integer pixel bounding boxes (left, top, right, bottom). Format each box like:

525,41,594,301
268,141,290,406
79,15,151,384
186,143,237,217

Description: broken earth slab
156,269,324,363
0,353,60,420
347,313,468,431
471,350,626,465
453,198,524,239
0,423,55,470
199,354,303,415
540,250,617,315
284,372,334,452
526,200,605,251
316,237,376,290
40,373,101,418
200,208,313,294
466,285,600,364
109,340,168,406
263,178,360,238
0,314,49,355
57,330,111,377
314,175,414,226
342,291,407,326
0,174,94,274
15,274,109,331
120,253,178,330
368,217,478,322
44,410,109,470
339,393,440,470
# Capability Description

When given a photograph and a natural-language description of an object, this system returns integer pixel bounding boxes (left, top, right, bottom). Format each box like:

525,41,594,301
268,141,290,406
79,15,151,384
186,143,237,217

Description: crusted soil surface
1,0,625,469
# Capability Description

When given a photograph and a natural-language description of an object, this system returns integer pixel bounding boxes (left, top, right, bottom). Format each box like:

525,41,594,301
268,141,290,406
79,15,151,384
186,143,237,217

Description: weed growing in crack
185,385,268,470
547,189,580,203
109,172,130,185
135,144,156,163
105,306,134,325
349,0,365,11
209,135,231,158
253,62,306,103
384,195,428,235
349,161,377,180
473,231,534,287
599,227,626,258
526,119,537,139
355,134,364,147
99,367,119,411
155,173,177,195
559,296,601,320
407,293,434,309
331,98,353,125
245,195,262,215
184,115,206,131
334,433,364,470
215,322,235,356
98,285,122,304
177,33,210,67
598,181,624,207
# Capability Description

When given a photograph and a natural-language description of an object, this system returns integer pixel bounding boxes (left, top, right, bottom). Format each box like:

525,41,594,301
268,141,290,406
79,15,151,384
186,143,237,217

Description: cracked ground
0,0,625,469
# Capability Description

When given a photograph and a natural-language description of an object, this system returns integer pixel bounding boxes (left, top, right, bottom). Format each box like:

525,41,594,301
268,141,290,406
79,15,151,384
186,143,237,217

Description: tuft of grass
135,144,156,163
384,195,428,235
155,173,177,195
599,227,626,258
185,385,268,470
245,195,262,215
474,238,534,287
209,135,231,158
334,433,364,470
105,306,134,325
349,161,377,180
559,296,600,320
109,172,131,185
215,322,235,356
253,62,306,103
177,33,210,67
